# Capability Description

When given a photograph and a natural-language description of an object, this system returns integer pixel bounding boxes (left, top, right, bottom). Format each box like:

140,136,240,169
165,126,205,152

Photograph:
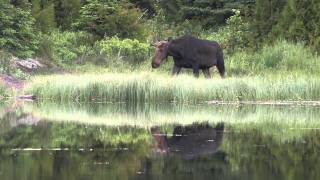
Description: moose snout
152,62,160,68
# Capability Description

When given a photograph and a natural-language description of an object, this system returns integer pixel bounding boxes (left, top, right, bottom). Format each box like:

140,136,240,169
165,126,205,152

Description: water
1,102,320,180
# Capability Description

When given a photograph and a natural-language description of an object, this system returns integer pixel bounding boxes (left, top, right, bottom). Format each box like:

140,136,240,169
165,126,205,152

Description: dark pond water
1,102,320,180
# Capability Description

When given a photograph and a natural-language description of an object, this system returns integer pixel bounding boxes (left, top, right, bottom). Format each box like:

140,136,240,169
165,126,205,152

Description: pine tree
274,0,320,50
10,0,29,8
30,0,57,32
76,0,146,40
0,1,39,57
251,0,286,44
158,0,249,29
129,0,156,16
54,0,82,30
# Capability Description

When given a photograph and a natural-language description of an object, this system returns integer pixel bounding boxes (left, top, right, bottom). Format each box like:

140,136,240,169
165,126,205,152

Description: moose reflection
151,123,224,159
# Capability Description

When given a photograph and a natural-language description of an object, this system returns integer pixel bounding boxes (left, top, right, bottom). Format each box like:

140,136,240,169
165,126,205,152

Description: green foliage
0,2,39,57
251,0,286,45
129,0,156,16
31,0,57,32
158,0,249,29
0,50,13,74
0,51,28,79
227,40,320,75
37,31,95,64
204,10,250,54
273,0,320,51
75,0,147,40
53,0,82,30
10,0,30,8
96,37,152,65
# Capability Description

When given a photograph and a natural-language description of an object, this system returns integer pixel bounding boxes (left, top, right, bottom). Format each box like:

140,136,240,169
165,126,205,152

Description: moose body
152,35,225,78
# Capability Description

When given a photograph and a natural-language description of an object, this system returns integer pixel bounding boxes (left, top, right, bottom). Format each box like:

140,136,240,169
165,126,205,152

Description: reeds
25,73,320,103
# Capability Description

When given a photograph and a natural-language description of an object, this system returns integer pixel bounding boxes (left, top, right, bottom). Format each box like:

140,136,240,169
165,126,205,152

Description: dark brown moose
151,35,225,78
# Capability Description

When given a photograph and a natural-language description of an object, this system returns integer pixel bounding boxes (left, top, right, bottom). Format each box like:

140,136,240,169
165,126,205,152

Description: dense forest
0,0,320,75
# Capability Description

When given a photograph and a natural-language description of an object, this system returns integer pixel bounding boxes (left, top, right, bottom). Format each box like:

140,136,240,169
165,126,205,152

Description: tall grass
25,72,320,103
227,40,320,76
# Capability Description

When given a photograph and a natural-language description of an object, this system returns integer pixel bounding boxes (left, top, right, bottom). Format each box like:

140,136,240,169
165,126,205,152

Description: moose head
151,39,172,68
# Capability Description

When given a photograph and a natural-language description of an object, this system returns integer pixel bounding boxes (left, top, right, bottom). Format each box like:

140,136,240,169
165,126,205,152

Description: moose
151,35,225,78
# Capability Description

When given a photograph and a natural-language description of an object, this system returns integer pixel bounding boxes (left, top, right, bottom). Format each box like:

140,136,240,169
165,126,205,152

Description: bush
37,31,95,64
95,37,152,66
0,51,13,74
203,10,250,54
0,50,28,79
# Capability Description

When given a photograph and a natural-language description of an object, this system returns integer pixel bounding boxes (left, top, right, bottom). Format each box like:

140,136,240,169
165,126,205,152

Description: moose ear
150,43,156,47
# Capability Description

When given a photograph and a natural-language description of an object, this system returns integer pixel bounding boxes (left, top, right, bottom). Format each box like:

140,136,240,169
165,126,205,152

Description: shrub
0,51,29,79
203,10,250,54
37,31,95,64
95,37,152,66
0,51,13,74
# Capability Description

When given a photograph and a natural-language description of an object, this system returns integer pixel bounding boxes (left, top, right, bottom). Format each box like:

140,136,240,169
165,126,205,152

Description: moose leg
193,66,200,78
172,65,181,76
202,68,211,79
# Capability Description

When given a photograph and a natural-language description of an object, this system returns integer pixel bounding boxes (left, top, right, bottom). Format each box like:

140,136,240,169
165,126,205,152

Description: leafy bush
0,51,28,79
37,31,95,64
203,10,250,54
0,51,13,74
95,37,152,65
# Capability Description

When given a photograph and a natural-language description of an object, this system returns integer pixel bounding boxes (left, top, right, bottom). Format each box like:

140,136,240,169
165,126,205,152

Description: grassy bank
25,73,320,103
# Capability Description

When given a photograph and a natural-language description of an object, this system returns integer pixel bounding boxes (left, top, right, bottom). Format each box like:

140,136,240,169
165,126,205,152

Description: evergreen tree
274,0,320,50
30,0,57,32
54,0,82,30
129,0,156,16
158,0,250,29
75,0,147,40
252,0,286,41
10,0,29,8
0,1,39,57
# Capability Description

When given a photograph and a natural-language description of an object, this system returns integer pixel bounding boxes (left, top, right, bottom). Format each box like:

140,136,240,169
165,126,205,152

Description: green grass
227,40,320,76
25,72,320,103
